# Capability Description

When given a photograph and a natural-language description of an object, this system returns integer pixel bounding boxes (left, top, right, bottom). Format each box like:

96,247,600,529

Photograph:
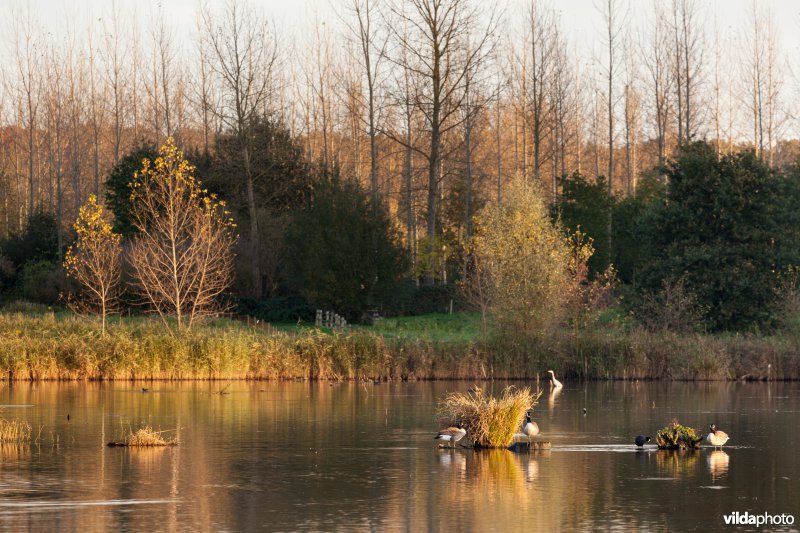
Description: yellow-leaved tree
471,176,593,339
63,194,123,334
129,138,237,334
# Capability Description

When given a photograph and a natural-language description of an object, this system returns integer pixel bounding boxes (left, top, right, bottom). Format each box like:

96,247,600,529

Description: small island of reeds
107,426,178,447
655,420,702,450
0,417,32,443
437,386,541,448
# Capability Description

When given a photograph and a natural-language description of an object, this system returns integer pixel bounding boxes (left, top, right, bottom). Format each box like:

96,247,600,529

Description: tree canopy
639,142,800,331
283,176,409,322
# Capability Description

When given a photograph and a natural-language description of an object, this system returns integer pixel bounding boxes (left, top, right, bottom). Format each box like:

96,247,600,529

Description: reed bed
0,418,32,443
437,386,540,448
2,310,800,380
108,426,178,447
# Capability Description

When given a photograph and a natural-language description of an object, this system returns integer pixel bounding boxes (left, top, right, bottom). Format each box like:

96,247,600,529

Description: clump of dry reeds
437,386,540,448
0,418,32,443
108,425,177,447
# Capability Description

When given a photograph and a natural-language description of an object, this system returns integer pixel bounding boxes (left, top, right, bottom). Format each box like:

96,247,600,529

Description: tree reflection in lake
0,381,795,531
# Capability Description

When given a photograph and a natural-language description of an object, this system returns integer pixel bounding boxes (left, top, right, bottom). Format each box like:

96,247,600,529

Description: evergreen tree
283,177,409,321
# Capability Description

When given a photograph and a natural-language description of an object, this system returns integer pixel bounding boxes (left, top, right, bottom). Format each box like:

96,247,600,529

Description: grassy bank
0,309,799,380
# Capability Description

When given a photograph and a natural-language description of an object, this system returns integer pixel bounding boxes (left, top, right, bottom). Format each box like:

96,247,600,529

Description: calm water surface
0,380,798,531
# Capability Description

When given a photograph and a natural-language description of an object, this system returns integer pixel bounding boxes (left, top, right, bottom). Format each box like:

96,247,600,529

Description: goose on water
522,414,539,444
706,424,730,449
434,421,466,448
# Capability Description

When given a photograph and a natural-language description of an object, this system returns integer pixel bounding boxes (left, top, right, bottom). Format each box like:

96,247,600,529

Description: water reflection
0,381,795,531
548,386,562,408
707,450,730,481
655,450,700,478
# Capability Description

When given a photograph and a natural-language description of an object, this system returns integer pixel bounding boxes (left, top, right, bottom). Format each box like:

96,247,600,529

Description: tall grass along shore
1,310,799,381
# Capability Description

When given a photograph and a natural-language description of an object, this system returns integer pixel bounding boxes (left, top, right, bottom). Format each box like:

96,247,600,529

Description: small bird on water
522,414,539,444
434,421,467,448
706,424,730,449
634,435,651,447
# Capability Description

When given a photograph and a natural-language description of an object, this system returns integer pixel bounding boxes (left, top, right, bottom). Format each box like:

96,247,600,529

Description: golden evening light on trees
129,138,237,334
471,176,593,338
63,195,122,334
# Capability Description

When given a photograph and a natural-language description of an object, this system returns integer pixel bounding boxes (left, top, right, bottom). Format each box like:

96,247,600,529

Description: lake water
0,380,797,531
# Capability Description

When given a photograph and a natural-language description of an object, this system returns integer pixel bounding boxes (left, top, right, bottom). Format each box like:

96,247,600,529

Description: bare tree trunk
201,1,278,297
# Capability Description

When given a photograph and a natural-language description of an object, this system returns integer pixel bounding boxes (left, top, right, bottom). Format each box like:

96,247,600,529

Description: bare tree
641,2,673,178
87,22,105,198
525,0,556,183
64,194,122,334
388,0,498,284
342,0,388,205
670,0,704,144
9,5,41,217
744,3,782,165
129,139,236,334
151,9,177,140
623,37,640,195
103,2,127,165
43,43,67,255
596,0,624,194
200,0,279,297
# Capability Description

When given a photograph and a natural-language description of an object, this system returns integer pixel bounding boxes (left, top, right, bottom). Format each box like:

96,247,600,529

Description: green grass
358,312,483,343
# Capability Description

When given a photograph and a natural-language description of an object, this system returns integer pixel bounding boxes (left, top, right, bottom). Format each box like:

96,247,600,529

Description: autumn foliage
129,138,237,334
63,194,122,333
471,177,593,338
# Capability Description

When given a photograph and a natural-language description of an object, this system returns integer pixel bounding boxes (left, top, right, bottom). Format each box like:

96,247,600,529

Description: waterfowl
634,435,651,447
547,370,563,389
522,414,539,444
706,424,730,449
434,421,467,448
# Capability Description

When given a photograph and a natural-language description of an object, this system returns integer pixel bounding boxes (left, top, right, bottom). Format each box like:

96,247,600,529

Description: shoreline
2,312,799,381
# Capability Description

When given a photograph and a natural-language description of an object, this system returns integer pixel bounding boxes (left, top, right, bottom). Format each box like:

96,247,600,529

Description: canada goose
634,435,651,447
522,414,539,444
547,370,563,389
434,421,467,448
706,424,730,449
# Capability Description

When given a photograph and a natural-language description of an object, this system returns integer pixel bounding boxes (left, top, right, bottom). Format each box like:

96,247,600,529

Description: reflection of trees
655,450,699,478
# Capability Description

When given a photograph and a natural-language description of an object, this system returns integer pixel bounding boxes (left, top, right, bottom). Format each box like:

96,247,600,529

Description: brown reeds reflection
707,450,730,481
127,445,170,472
655,450,699,478
0,442,32,462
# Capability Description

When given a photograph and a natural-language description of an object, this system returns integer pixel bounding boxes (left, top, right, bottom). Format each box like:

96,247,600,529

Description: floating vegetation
437,386,540,448
107,426,178,447
656,419,702,450
0,418,31,443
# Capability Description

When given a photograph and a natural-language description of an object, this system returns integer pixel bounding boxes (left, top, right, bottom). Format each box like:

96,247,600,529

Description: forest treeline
1,0,800,334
